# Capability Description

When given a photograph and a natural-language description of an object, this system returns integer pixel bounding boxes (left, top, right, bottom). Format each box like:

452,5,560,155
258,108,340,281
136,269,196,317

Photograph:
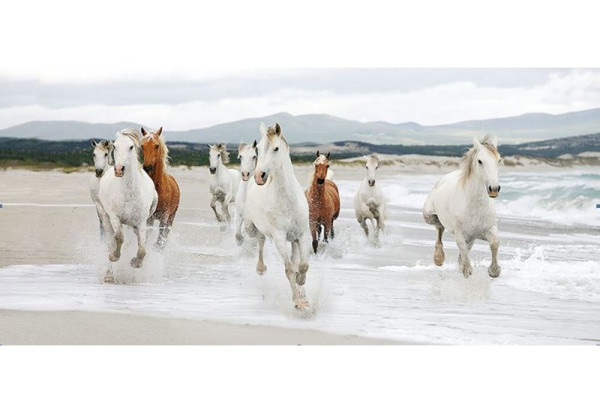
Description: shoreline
0,309,401,345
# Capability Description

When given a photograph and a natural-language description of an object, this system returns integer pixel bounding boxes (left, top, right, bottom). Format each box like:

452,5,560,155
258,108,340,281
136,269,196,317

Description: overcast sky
1,68,599,130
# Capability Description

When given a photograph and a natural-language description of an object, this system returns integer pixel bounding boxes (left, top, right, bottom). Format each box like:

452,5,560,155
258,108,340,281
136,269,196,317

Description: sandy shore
0,309,396,345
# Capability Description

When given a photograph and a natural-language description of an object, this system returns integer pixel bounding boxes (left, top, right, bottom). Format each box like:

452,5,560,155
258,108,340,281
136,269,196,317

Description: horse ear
107,140,114,149
141,127,147,136
259,122,267,137
473,137,483,149
252,140,257,148
238,142,245,153
316,150,320,158
326,152,330,159
207,144,212,150
489,135,498,148
91,139,97,148
275,123,281,136
156,126,163,137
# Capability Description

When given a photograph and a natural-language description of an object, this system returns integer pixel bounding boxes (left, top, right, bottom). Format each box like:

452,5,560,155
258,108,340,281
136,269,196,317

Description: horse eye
253,156,257,160
478,160,483,165
104,153,108,157
498,159,502,164
217,154,220,157
155,144,159,149
326,165,330,168
130,145,134,150
274,147,279,152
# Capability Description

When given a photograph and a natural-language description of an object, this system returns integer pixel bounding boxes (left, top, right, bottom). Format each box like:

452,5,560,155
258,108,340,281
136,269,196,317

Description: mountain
1,108,600,145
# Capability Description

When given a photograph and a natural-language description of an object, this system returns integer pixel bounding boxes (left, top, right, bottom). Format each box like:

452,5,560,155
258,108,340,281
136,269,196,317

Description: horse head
254,122,289,186
141,126,166,176
208,143,229,175
91,139,113,177
365,154,380,187
113,128,142,178
312,151,331,185
467,135,502,198
238,140,258,182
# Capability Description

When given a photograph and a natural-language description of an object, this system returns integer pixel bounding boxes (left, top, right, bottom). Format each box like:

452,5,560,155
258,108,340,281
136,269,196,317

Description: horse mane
210,143,230,164
118,128,142,152
459,134,500,185
266,125,289,149
366,154,380,166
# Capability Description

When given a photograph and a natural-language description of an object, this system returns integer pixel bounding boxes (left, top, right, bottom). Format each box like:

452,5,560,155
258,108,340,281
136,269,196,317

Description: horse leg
210,195,223,222
485,226,501,278
155,216,171,251
272,232,307,308
131,224,147,268
377,205,385,233
434,222,445,266
221,193,232,223
295,234,311,293
235,207,244,245
322,221,329,243
455,232,473,278
330,219,335,240
244,221,267,275
108,215,123,262
311,220,319,254
358,216,369,237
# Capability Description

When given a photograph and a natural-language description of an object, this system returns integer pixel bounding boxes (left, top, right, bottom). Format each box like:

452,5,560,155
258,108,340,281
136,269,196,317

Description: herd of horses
89,122,502,308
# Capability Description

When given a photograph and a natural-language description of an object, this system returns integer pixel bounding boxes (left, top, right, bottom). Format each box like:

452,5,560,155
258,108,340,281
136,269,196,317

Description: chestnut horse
141,126,181,249
305,151,340,253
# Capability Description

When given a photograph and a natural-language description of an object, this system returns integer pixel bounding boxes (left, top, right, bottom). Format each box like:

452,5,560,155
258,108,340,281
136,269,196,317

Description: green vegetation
1,132,599,170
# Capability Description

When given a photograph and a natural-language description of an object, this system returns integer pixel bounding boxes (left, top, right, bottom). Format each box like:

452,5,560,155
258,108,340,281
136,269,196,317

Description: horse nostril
498,185,501,192
261,172,266,180
488,185,492,192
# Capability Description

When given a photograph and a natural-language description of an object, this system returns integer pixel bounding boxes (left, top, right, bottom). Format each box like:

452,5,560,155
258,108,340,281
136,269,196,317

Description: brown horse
305,151,340,253
141,126,181,249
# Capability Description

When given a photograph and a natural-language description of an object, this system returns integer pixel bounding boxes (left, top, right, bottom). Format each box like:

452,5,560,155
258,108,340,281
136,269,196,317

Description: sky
1,68,599,131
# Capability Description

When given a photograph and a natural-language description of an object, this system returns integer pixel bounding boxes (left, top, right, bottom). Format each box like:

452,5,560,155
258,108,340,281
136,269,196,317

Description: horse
89,139,113,238
244,122,311,309
234,140,257,245
305,151,340,253
141,126,181,249
97,128,158,280
354,154,386,242
208,143,241,223
423,135,502,278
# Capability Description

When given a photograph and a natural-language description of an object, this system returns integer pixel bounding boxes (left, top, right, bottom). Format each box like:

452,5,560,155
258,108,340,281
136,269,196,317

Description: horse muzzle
114,165,125,177
254,170,268,185
241,172,250,181
143,165,153,174
487,185,501,198
368,180,376,187
95,169,103,178
209,167,216,174
317,178,325,185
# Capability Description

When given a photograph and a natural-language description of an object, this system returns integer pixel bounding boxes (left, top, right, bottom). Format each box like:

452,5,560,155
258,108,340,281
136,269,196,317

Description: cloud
0,69,599,130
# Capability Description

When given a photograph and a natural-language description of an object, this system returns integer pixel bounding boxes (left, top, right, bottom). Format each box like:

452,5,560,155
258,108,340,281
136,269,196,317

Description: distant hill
1,108,600,145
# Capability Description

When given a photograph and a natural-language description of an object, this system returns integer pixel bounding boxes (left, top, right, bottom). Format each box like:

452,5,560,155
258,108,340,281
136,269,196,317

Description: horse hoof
130,257,143,268
488,265,501,278
103,274,114,283
235,233,244,246
295,300,310,310
109,252,120,262
256,263,267,275
434,250,445,266
462,267,473,278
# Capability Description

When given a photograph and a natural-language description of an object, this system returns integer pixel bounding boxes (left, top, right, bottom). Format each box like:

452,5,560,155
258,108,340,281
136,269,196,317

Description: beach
1,159,599,344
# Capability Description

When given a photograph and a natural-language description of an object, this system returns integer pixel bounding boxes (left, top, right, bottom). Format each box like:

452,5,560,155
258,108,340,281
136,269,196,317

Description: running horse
306,151,340,253
141,126,181,249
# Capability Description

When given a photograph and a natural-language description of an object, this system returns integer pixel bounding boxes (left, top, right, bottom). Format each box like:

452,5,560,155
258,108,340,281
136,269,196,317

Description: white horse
244,122,311,309
423,135,502,278
354,154,386,242
98,128,158,278
208,143,241,223
234,140,257,245
89,139,113,238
